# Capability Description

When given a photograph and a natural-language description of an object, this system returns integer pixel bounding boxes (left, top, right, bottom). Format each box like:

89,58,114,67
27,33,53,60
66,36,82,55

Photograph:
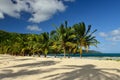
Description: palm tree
50,30,61,58
26,34,39,56
84,35,100,53
54,21,75,58
65,27,76,58
0,21,99,58
40,32,49,57
73,22,98,58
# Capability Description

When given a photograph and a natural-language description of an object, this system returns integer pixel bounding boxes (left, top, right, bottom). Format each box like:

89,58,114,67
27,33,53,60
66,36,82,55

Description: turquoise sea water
48,53,120,60
73,53,120,57
49,53,120,57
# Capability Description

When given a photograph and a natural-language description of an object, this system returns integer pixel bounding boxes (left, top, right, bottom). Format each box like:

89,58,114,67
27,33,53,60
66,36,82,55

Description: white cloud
28,0,65,23
99,28,120,42
99,32,108,37
111,28,120,36
112,36,120,41
27,25,42,31
0,0,73,23
0,0,28,18
107,36,120,42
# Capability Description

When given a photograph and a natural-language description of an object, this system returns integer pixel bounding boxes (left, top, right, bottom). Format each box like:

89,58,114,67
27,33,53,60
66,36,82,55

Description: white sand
0,55,120,80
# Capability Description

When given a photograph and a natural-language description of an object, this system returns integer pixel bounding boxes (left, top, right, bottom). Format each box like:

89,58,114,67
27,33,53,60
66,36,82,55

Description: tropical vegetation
0,21,99,58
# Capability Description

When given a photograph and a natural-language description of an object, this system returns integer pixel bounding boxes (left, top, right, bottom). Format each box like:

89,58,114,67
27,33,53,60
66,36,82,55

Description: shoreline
1,54,120,61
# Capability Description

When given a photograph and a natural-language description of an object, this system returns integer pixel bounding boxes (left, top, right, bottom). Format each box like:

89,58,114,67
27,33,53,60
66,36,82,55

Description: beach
0,55,120,80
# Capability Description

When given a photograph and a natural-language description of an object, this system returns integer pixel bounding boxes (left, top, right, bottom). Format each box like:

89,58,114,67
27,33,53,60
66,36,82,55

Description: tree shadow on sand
0,68,59,80
41,64,120,80
5,61,61,68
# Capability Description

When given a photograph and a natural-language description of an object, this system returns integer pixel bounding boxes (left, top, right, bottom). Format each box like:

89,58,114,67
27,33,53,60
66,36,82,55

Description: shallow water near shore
48,53,120,60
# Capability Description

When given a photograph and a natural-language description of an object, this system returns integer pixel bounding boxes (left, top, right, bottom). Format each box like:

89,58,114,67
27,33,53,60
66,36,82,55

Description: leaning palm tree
73,22,98,58
84,35,100,53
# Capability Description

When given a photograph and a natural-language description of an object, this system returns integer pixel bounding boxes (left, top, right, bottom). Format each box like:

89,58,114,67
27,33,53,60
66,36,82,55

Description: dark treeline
0,21,99,58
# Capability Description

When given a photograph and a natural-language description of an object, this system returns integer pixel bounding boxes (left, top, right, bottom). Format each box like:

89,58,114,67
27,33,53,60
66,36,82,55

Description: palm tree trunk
44,54,47,58
38,52,41,57
54,53,57,58
63,47,66,58
32,52,35,57
68,53,70,58
80,46,82,58
68,49,71,58
86,45,88,53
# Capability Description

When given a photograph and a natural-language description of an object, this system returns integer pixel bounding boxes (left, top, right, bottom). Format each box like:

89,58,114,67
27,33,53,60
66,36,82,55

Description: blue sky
0,0,120,53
